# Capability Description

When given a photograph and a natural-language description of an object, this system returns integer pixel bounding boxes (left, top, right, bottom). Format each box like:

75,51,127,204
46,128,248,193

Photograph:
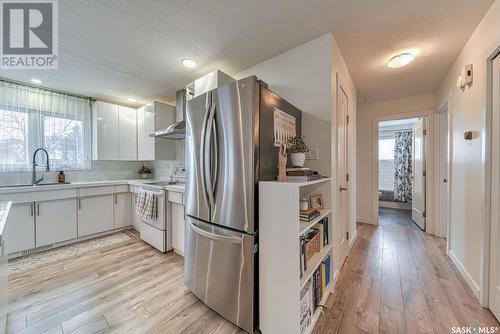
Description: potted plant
287,137,309,167
138,165,152,179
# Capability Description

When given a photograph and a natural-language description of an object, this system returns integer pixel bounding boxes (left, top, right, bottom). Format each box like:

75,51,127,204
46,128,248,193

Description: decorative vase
290,152,306,167
141,173,151,179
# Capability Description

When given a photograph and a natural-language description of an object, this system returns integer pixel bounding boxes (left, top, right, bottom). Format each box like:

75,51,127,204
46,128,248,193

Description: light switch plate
306,148,319,160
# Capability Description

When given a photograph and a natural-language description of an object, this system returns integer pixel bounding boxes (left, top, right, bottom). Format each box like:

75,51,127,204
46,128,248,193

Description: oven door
134,190,166,230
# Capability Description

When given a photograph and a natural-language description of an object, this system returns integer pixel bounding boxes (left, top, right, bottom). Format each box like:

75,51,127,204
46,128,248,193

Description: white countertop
0,179,185,195
0,201,12,242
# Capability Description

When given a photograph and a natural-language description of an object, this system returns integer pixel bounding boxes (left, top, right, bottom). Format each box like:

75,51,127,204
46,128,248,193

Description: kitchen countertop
0,179,185,195
0,201,12,243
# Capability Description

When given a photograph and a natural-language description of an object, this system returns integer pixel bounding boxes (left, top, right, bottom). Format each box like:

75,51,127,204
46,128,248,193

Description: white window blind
0,81,91,172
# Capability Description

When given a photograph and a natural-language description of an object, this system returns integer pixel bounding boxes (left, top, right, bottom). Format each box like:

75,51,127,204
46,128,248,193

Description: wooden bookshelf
259,179,333,334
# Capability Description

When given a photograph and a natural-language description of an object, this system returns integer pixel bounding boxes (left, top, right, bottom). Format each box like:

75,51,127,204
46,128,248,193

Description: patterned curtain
393,130,412,202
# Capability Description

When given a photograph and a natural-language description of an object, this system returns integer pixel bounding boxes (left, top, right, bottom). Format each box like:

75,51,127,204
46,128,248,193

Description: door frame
336,73,351,265
484,46,500,308
435,100,452,244
371,109,435,231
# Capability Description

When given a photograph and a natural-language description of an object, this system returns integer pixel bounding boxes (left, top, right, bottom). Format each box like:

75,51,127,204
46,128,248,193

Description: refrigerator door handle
204,97,216,208
188,220,242,244
211,105,218,195
200,92,212,209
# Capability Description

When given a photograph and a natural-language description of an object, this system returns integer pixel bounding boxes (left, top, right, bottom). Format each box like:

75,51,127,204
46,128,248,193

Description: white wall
236,34,333,176
356,93,436,224
436,0,500,298
236,32,357,276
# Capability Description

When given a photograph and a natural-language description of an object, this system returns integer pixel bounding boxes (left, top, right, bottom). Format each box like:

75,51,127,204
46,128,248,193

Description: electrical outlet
306,148,319,160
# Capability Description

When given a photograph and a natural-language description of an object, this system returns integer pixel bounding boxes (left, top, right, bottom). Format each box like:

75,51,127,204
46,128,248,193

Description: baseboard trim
449,250,480,299
349,230,358,249
357,216,372,224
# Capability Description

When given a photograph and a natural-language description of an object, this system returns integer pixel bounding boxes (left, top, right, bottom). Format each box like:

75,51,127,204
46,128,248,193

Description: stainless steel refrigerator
184,75,301,333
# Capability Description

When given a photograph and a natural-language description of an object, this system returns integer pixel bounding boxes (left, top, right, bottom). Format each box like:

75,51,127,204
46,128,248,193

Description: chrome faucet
32,148,50,185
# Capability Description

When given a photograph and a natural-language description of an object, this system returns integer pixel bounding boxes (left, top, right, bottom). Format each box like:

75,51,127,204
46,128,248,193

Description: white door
118,106,137,160
489,55,500,319
78,195,114,237
337,84,349,265
437,108,449,237
93,101,119,160
114,193,132,228
5,203,35,254
412,118,426,230
36,198,77,247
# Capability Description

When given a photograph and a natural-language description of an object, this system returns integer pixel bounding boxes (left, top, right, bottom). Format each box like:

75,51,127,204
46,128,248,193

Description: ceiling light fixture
127,97,137,103
182,58,197,68
387,53,415,68
30,78,42,84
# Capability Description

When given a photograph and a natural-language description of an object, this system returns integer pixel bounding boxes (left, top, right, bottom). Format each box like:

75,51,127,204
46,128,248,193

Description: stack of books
300,208,320,222
286,168,322,182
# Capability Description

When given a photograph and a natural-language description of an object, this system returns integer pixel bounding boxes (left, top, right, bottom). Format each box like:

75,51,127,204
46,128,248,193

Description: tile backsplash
0,160,184,186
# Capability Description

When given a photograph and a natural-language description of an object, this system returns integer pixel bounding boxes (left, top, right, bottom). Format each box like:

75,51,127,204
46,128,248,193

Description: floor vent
20,244,54,256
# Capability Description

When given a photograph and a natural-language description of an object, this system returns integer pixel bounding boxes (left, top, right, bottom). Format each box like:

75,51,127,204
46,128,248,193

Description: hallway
313,208,499,333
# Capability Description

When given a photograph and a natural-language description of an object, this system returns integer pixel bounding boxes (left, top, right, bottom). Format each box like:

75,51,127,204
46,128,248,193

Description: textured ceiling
0,0,493,106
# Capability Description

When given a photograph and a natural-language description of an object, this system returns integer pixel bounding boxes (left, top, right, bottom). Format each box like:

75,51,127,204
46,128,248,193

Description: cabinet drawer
79,186,115,197
168,191,184,205
114,185,129,193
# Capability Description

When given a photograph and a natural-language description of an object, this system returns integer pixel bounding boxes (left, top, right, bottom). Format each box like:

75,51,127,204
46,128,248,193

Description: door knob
443,179,448,183
340,187,348,192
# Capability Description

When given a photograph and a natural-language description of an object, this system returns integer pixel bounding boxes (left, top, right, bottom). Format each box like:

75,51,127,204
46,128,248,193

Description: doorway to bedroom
378,117,426,230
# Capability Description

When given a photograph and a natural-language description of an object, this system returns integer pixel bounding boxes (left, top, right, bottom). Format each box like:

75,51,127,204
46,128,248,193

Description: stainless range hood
152,71,235,140
151,89,186,140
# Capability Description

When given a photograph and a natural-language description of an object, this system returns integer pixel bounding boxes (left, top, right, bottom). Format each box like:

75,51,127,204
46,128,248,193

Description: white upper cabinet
92,101,137,161
118,106,137,160
92,101,119,160
137,105,155,161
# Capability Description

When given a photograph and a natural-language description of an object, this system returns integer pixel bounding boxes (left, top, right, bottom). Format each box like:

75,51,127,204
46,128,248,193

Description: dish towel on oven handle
135,190,158,220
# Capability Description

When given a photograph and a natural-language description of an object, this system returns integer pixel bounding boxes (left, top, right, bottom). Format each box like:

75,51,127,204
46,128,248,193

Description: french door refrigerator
184,76,301,333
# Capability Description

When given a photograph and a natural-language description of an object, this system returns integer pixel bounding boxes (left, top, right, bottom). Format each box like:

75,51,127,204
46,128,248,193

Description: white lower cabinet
78,195,114,237
5,203,35,254
36,198,77,247
114,193,132,228
171,202,185,254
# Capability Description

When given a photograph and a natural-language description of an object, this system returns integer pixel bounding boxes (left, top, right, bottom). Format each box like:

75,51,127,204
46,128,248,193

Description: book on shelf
287,169,314,176
321,262,326,292
286,167,311,172
323,256,331,288
318,217,329,245
287,175,323,182
300,211,320,222
300,282,312,333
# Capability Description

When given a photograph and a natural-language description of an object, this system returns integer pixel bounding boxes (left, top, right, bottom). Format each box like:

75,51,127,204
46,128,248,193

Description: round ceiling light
30,78,42,84
182,58,197,68
387,53,415,68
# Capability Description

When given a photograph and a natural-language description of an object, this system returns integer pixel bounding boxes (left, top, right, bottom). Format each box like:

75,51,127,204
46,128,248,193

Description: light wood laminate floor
7,230,245,334
312,208,500,334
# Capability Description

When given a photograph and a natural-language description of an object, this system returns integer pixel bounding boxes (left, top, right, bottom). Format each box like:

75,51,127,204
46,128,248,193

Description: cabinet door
137,106,146,160
118,106,137,160
93,101,119,160
171,203,185,254
78,195,114,237
145,104,156,160
5,203,35,254
36,198,77,247
114,193,132,228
